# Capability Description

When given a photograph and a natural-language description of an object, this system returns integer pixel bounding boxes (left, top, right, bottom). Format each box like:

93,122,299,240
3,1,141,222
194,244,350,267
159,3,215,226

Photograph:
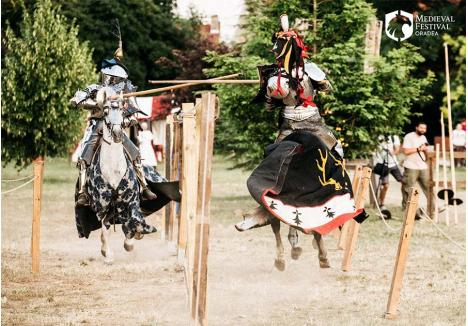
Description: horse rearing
87,87,156,263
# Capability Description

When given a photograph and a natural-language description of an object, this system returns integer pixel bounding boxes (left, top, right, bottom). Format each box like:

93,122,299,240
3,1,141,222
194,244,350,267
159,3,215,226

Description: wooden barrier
426,150,465,224
163,93,217,325
169,119,183,246
385,187,419,319
341,167,372,272
434,144,440,223
31,157,44,273
179,102,197,263
163,115,174,241
338,165,362,250
191,92,216,325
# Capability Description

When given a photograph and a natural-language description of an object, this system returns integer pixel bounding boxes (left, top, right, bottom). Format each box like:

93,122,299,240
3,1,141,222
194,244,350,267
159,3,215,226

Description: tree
371,0,466,139
441,34,466,124
2,0,206,90
154,10,230,102
1,0,96,169
57,0,203,90
205,0,434,166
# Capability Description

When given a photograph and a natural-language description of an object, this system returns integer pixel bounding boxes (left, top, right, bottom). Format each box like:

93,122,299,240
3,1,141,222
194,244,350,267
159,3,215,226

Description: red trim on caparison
260,189,363,235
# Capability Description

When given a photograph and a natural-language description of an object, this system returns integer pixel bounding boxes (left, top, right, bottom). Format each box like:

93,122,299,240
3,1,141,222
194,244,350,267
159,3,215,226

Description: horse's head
97,87,124,143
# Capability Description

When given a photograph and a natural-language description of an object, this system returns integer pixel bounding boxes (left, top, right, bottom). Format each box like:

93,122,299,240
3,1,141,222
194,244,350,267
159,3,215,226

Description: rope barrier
1,176,36,195
368,174,465,251
419,208,465,251
368,181,400,232
2,175,34,182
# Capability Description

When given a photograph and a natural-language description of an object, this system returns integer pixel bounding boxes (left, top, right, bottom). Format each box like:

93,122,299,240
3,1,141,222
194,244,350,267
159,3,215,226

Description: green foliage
372,0,466,137
2,0,203,90
206,0,434,166
57,0,200,89
317,42,434,157
1,0,96,169
205,52,271,166
441,34,466,124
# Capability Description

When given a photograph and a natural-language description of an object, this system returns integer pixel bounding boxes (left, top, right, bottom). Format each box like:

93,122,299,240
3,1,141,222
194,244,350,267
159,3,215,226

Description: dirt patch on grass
2,158,465,325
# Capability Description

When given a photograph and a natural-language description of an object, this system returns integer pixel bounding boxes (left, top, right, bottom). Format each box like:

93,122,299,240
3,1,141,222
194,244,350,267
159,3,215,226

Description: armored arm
70,84,101,109
266,75,290,99
122,97,140,128
304,62,332,94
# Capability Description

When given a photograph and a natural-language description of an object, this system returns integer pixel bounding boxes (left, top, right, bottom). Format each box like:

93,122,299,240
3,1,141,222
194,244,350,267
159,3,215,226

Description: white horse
88,88,156,263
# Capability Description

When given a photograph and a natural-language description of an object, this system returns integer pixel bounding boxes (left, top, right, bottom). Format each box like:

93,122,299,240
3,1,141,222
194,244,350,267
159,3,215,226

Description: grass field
1,157,466,325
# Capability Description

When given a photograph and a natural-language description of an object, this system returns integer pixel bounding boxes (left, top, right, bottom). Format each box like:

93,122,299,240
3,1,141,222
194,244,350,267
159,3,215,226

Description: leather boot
134,159,157,201
77,161,90,206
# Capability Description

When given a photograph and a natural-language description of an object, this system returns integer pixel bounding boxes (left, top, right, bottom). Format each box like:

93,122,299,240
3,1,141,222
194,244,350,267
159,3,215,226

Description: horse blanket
247,131,367,235
75,152,180,239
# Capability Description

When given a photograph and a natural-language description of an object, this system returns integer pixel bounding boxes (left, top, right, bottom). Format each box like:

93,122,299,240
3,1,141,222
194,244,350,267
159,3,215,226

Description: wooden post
176,125,184,251
427,153,434,220
384,188,419,319
369,157,378,208
191,92,216,325
31,157,44,273
444,43,458,224
163,115,174,241
338,165,362,249
434,144,440,223
440,112,450,225
313,0,317,55
364,18,383,74
179,102,197,264
341,167,372,272
169,120,182,246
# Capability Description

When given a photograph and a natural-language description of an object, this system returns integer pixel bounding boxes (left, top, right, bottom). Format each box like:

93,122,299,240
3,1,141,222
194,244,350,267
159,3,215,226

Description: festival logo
385,10,414,42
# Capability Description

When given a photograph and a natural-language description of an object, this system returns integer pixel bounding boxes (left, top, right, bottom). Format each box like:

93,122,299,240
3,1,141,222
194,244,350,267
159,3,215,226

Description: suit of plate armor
71,59,157,206
267,63,337,147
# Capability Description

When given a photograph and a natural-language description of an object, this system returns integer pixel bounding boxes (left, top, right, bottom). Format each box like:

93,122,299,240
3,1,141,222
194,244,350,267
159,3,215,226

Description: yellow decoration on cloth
316,149,343,190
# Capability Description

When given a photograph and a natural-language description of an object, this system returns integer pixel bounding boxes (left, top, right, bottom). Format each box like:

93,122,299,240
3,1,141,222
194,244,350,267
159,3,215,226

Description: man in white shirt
453,123,466,167
401,122,435,218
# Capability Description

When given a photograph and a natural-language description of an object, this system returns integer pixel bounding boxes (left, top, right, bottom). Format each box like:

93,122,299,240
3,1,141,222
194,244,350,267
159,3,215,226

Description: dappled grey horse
86,87,156,263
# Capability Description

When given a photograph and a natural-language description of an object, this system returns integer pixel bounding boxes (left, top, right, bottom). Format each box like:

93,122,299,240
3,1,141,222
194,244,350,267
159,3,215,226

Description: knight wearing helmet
70,44,157,207
235,15,365,236
251,14,340,153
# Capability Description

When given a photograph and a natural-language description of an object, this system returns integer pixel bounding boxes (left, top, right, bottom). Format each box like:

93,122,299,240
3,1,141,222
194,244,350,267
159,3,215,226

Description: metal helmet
100,58,128,86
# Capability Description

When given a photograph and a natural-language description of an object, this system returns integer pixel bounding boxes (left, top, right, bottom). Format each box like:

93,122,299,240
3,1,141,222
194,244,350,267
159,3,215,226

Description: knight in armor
71,45,157,207
251,14,339,153
236,15,365,234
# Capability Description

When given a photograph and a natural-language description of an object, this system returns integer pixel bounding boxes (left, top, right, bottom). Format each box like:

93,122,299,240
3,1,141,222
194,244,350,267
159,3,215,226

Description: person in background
452,123,466,167
373,135,403,212
401,122,435,219
138,121,158,169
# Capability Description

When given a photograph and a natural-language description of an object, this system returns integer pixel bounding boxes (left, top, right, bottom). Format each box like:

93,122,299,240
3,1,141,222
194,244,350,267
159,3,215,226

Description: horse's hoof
124,242,134,252
319,259,331,268
291,247,302,260
104,257,113,265
101,249,106,257
274,259,285,271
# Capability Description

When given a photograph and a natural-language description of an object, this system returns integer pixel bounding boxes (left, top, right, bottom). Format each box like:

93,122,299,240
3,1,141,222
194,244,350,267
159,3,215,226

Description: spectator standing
452,123,466,167
373,135,403,211
401,122,435,219
138,121,157,168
